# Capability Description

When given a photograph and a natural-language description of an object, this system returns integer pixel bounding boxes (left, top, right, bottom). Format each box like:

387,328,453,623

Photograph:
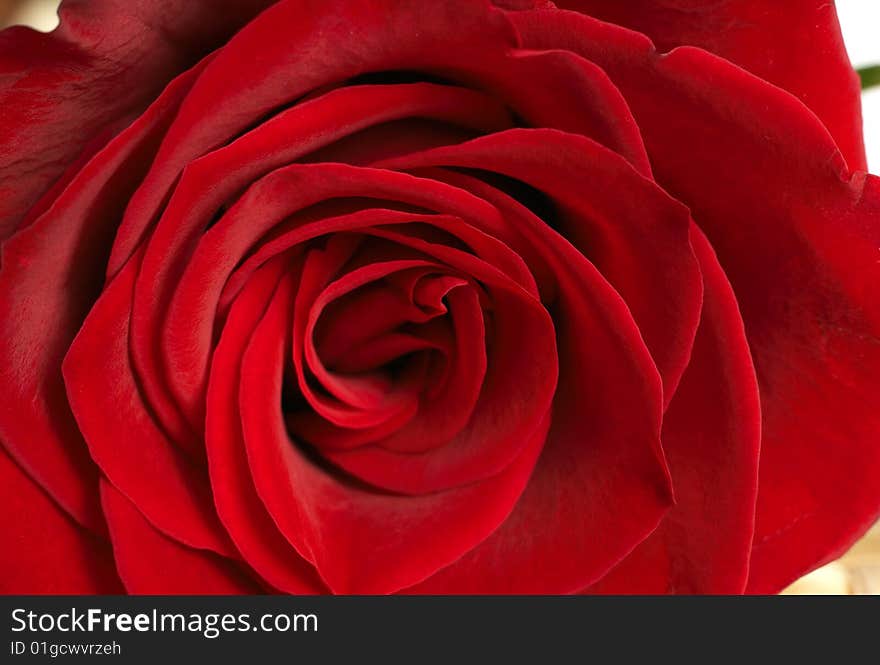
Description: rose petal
315,234,557,493
0,0,276,239
515,9,880,592
551,0,866,170
157,165,538,443
402,186,675,592
377,128,703,406
0,63,204,533
0,448,122,594
108,0,650,276
63,253,237,558
239,270,551,594
291,246,429,430
100,481,259,595
164,163,554,494
131,82,513,448
406,238,673,591
587,226,761,594
207,256,326,594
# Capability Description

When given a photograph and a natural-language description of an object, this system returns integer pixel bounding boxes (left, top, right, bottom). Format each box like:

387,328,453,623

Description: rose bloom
0,0,878,595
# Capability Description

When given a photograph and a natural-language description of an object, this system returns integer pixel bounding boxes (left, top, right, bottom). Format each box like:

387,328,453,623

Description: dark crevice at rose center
454,169,559,232
272,229,500,482
347,70,462,88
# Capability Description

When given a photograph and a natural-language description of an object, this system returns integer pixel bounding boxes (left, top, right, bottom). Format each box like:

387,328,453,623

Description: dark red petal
377,128,702,406
239,271,550,594
368,285,485,453
130,82,514,448
63,254,237,558
515,10,880,592
207,256,326,594
0,63,203,533
405,216,673,593
553,0,866,170
297,255,442,423
172,168,553,494
587,227,761,594
0,448,122,594
0,0,276,239
314,235,557,493
291,249,428,430
101,481,258,594
108,0,650,276
307,272,483,454
213,206,553,489
153,164,539,447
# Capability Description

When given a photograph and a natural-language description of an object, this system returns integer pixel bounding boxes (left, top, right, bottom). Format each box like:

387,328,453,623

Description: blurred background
0,0,878,594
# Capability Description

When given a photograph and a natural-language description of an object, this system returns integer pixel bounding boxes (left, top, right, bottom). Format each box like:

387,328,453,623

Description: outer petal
108,0,650,275
63,253,237,558
400,190,674,593
130,82,514,449
0,62,205,533
0,448,122,594
0,0,276,239
514,9,880,592
377,128,702,406
100,481,259,594
587,227,761,594
555,0,866,170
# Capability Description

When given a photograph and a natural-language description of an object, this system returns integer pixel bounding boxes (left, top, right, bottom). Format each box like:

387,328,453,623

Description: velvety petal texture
556,0,866,171
0,62,208,534
100,481,261,594
0,0,877,594
0,449,122,594
513,7,880,591
0,0,278,241
587,228,761,594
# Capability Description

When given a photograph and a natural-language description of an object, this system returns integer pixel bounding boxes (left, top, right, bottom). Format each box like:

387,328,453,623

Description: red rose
1,0,878,595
